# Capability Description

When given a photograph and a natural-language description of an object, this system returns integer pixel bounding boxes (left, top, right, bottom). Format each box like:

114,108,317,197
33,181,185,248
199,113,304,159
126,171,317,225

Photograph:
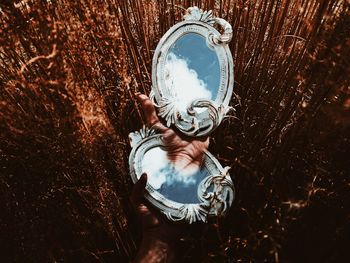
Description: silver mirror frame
151,6,234,137
129,126,235,224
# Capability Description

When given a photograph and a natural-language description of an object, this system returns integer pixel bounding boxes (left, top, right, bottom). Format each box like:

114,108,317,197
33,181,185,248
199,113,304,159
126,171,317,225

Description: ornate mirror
151,6,234,137
128,7,235,224
129,127,235,224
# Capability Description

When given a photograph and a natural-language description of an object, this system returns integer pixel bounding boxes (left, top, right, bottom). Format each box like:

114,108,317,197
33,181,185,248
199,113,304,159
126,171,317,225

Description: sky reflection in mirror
140,147,209,204
164,33,220,112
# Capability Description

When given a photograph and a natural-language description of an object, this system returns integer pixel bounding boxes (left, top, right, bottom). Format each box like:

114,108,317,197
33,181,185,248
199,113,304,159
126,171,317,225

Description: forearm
133,237,175,263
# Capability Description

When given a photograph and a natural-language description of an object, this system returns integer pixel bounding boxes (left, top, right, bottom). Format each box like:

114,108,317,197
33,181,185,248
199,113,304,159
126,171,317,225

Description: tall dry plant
0,0,349,262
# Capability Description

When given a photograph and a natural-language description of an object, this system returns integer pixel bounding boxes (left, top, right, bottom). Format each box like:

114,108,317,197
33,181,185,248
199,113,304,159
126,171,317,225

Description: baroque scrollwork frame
151,6,234,137
129,127,235,224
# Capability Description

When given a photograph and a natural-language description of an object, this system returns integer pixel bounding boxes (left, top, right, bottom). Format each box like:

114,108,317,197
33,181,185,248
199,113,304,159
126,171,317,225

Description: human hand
135,93,209,173
131,93,208,262
130,173,185,237
131,173,185,262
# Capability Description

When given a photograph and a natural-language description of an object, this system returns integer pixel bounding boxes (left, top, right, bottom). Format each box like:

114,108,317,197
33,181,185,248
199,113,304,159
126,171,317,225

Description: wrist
134,235,175,263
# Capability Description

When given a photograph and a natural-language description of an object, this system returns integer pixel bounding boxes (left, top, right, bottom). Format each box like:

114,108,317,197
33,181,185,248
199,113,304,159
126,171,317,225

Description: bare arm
131,174,178,263
131,93,209,262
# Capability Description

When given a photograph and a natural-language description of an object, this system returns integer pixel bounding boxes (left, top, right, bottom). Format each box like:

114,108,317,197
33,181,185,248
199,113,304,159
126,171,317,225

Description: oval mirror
129,127,235,224
151,6,234,137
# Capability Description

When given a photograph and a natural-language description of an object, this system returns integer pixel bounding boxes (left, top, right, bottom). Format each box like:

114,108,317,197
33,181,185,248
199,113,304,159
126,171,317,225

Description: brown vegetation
0,0,349,262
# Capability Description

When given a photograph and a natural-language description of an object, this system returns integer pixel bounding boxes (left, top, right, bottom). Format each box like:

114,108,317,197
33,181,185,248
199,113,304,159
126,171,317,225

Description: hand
130,173,179,232
135,93,209,172
130,173,185,263
131,93,209,262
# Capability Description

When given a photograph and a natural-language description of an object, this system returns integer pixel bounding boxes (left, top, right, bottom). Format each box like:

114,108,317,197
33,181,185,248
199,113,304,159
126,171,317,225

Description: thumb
135,93,159,126
130,173,147,207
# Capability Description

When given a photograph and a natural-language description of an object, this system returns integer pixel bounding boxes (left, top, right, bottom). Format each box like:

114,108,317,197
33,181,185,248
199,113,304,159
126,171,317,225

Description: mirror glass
164,33,220,112
140,146,210,203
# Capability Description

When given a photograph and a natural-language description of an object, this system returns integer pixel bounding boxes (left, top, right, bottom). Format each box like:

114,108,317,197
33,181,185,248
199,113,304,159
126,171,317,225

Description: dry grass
0,0,349,262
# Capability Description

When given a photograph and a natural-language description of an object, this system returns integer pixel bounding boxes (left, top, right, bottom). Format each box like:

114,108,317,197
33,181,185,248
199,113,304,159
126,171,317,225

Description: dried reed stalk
0,0,349,262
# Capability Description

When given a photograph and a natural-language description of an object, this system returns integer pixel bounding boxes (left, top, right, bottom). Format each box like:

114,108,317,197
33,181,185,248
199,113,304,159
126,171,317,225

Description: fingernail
140,173,147,181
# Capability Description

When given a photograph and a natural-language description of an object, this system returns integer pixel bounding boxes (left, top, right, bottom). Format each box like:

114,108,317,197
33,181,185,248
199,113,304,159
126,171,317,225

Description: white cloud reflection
141,147,197,190
164,53,212,112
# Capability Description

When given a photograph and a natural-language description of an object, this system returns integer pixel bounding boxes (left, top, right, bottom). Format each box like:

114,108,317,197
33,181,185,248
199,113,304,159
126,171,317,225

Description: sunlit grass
0,0,349,262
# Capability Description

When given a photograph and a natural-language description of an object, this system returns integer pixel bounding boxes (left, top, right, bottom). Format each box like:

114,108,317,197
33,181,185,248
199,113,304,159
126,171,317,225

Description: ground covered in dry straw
0,0,349,262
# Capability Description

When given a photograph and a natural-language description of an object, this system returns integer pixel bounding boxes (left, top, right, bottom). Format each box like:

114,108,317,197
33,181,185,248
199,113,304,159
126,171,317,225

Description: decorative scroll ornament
198,167,235,216
150,91,233,137
150,89,180,128
183,6,215,25
166,203,209,224
165,166,235,223
128,125,156,148
183,6,233,44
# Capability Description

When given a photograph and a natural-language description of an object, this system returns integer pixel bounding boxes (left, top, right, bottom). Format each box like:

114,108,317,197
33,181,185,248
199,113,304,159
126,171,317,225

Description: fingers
203,137,209,149
135,93,159,126
152,122,168,134
130,173,147,208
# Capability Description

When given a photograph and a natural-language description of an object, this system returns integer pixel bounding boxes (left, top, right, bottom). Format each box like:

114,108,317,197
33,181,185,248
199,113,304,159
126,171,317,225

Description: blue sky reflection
141,147,209,203
164,33,220,112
